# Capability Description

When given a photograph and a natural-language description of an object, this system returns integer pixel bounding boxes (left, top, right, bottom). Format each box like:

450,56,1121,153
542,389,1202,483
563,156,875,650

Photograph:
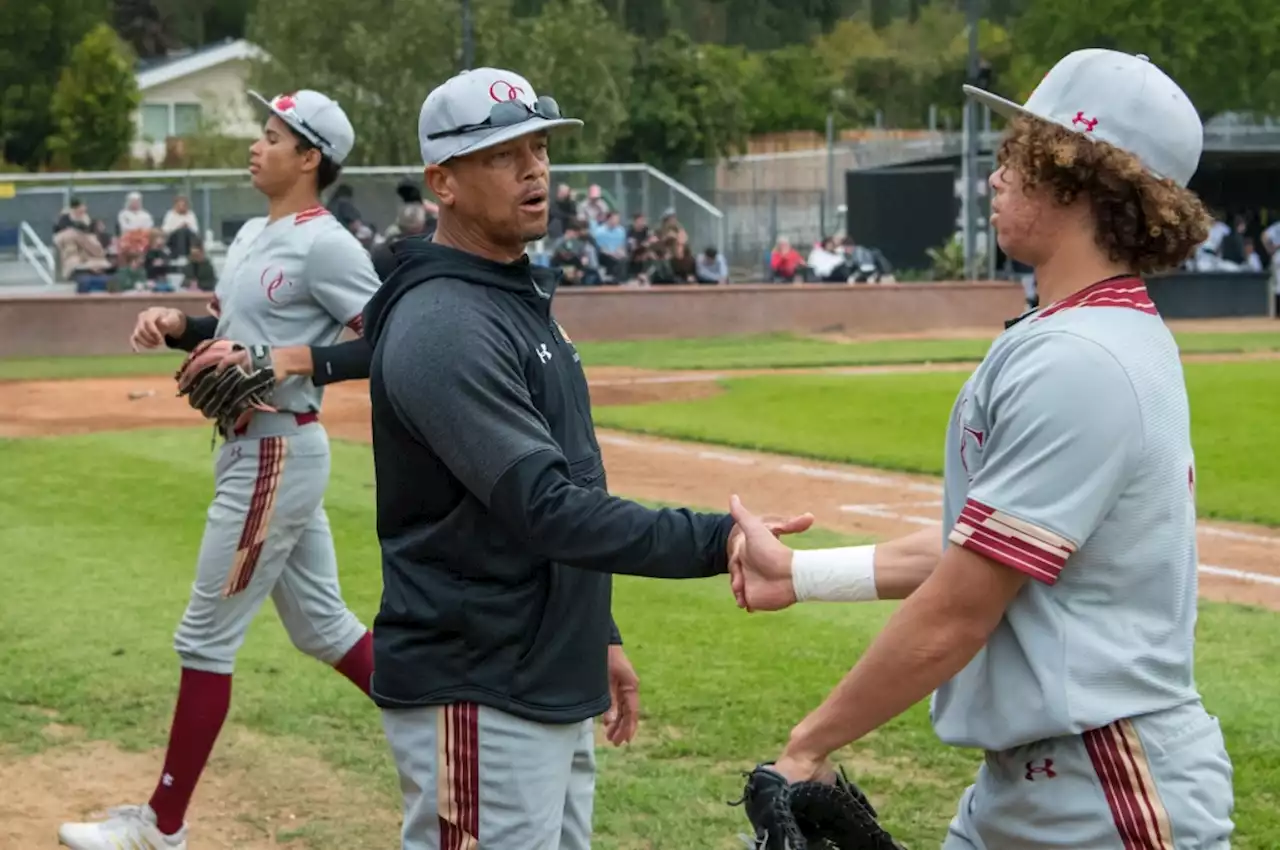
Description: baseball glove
732,762,906,850
175,338,277,434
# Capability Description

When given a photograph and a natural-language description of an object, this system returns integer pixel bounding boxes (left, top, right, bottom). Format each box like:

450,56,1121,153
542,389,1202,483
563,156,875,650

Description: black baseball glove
174,339,278,434
731,762,907,850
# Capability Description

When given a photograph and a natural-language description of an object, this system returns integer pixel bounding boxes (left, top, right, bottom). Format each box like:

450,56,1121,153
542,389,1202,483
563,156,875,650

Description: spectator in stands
646,241,678,285
666,234,697,283
551,222,600,286
578,183,610,224
117,191,154,235
183,244,217,291
807,237,849,283
695,246,729,284
657,209,685,242
144,228,172,289
326,183,365,233
383,202,432,246
54,198,93,235
162,195,200,258
626,212,651,276
92,219,113,254
108,251,147,293
549,182,577,239
1241,238,1264,272
54,225,112,292
769,236,806,283
591,212,628,282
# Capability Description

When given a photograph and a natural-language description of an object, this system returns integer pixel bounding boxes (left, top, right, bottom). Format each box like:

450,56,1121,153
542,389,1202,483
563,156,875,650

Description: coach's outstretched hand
728,495,808,613
727,496,812,612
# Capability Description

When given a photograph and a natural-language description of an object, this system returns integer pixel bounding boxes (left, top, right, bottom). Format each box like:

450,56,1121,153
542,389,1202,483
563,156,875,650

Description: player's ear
299,146,323,175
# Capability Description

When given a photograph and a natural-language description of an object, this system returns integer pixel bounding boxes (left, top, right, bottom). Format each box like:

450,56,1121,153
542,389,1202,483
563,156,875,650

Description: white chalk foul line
1199,565,1280,587
599,433,1280,582
840,505,1280,587
779,463,944,495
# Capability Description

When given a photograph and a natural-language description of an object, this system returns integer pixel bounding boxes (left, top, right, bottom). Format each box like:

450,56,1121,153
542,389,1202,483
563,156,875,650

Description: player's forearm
782,583,989,762
791,527,941,603
164,315,215,351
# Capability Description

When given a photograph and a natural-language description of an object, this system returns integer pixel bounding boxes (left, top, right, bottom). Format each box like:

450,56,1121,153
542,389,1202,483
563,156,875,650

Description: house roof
136,38,268,91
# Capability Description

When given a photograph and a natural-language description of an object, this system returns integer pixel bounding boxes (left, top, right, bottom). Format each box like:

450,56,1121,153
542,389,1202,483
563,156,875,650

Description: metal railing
18,221,56,287
0,163,727,267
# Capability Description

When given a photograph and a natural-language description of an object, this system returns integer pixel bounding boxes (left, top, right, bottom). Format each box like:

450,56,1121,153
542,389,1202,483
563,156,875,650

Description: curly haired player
58,90,382,850
729,49,1235,849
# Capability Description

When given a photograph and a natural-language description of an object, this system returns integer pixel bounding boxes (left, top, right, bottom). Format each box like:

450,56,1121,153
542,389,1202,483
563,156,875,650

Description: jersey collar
1034,275,1156,320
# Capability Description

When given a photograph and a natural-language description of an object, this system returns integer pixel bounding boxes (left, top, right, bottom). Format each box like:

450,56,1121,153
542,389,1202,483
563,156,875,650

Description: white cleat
58,804,187,849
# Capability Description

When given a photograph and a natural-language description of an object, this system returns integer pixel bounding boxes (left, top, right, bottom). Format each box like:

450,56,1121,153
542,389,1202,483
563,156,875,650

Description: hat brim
961,84,1036,122
435,116,584,164
248,90,342,162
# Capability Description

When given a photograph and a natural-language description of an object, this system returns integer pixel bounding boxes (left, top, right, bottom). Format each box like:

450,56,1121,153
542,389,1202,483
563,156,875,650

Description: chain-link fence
0,163,727,266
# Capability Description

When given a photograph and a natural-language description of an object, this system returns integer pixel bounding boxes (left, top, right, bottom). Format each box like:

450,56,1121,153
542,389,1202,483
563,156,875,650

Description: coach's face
429,131,551,250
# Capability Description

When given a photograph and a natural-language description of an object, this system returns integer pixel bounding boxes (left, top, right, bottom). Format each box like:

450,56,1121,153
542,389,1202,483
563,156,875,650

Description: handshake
725,494,814,613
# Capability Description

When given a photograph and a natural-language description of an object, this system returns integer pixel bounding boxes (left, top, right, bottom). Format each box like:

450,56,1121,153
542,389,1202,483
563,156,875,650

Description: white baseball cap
418,67,582,166
249,89,356,165
963,49,1203,187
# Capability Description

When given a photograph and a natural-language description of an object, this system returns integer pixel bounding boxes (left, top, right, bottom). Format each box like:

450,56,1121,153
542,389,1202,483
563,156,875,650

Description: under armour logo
1025,758,1057,780
536,343,553,364
162,773,175,787
1072,111,1098,132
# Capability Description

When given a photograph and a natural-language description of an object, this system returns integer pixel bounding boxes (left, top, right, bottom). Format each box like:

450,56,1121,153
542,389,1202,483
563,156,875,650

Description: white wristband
791,545,878,603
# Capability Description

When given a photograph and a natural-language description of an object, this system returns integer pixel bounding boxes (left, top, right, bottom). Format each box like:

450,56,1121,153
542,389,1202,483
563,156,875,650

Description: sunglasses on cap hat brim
249,91,337,158
426,95,564,140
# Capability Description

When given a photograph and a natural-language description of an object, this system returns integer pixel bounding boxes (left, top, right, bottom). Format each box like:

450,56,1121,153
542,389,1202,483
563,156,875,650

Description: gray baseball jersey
931,276,1201,752
212,205,380,413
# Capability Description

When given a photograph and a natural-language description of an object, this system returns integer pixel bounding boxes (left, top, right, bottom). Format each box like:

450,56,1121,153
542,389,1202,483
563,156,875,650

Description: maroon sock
333,630,374,698
148,668,232,836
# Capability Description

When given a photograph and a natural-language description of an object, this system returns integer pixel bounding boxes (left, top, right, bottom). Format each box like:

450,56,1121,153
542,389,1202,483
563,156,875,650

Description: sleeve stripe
949,499,1077,585
949,525,1060,584
958,503,1072,558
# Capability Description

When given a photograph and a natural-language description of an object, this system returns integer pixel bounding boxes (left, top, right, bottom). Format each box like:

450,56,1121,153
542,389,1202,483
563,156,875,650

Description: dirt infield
3,370,1279,613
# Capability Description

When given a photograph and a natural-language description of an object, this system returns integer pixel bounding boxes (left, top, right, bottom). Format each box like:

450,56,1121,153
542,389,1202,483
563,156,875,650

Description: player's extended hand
728,495,811,613
130,306,187,351
603,644,640,746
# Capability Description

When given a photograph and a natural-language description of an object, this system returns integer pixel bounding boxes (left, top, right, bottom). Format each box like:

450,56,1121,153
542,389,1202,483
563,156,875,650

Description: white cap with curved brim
248,89,356,165
962,48,1203,187
418,67,583,166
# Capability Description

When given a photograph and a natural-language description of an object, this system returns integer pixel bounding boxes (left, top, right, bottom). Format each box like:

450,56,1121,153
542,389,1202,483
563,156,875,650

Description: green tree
48,23,141,170
609,30,751,173
1006,0,1280,118
739,43,841,134
248,0,465,166
487,0,634,163
0,0,110,169
249,0,633,166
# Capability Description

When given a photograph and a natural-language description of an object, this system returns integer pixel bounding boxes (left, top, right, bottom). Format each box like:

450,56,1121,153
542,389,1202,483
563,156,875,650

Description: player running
58,89,381,850
729,49,1234,849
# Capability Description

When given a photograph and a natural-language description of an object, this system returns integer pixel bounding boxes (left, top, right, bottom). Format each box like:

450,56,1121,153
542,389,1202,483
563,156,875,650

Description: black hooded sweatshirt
362,238,735,724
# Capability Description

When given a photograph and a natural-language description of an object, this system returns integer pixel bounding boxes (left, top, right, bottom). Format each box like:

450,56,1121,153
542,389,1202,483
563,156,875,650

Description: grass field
594,359,1280,527
1,429,1277,848
3,327,1280,381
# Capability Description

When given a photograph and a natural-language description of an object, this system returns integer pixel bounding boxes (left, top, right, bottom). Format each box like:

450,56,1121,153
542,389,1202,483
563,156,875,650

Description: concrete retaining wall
0,282,1024,358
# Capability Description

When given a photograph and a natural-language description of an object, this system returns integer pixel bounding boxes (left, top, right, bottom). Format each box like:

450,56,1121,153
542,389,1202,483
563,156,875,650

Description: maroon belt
233,410,318,437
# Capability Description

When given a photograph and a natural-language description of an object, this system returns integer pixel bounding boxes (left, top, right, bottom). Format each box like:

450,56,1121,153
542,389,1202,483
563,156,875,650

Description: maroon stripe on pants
438,703,480,849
